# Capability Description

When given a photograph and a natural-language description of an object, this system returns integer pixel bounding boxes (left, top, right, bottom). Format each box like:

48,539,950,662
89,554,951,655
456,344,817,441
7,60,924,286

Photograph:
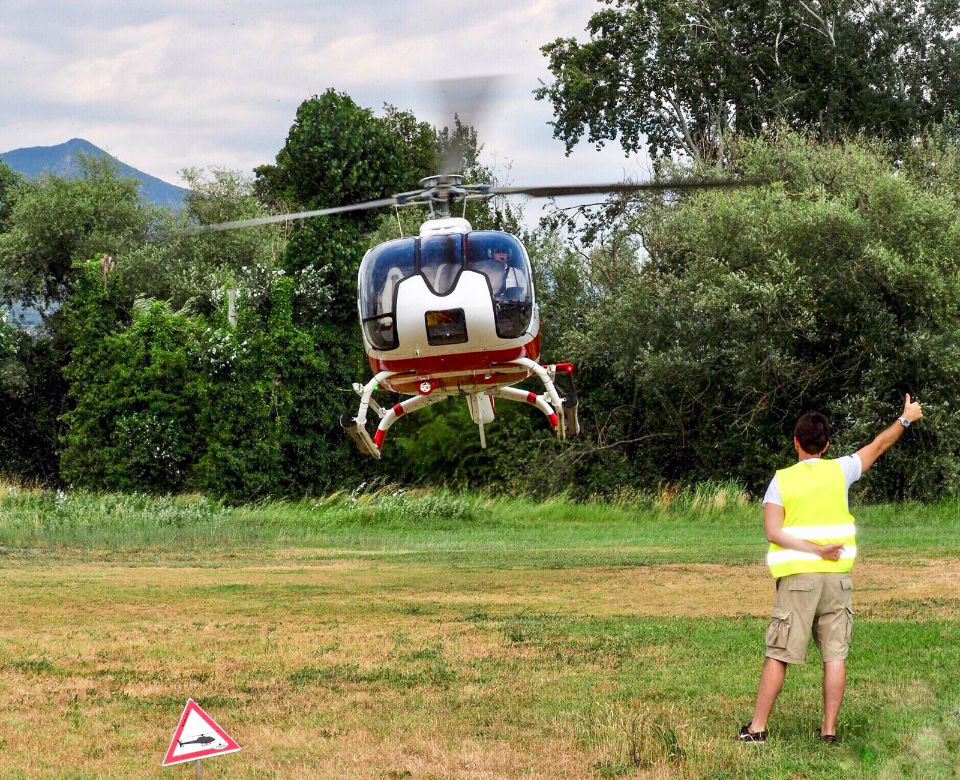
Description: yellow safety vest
767,459,857,578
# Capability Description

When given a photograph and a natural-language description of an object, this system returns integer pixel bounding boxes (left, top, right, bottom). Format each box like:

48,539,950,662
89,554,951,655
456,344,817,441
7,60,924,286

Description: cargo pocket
765,608,792,650
841,576,853,647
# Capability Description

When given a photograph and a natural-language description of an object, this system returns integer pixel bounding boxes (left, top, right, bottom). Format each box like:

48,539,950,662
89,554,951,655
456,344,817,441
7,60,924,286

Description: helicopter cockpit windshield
359,237,416,350
420,234,462,295
359,232,534,350
465,232,533,339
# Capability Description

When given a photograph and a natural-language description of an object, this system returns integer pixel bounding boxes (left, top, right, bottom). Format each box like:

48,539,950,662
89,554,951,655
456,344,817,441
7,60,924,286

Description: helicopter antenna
394,205,403,238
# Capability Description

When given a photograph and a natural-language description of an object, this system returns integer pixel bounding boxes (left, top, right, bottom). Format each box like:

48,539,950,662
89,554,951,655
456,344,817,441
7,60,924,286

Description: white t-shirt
503,266,528,298
762,455,862,510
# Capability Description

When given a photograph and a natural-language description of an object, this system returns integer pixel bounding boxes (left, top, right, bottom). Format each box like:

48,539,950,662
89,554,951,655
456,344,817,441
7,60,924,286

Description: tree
555,132,960,499
0,160,150,484
0,159,22,231
0,156,149,308
192,277,333,500
60,260,203,492
117,168,288,318
255,90,409,218
536,0,960,166
254,91,418,325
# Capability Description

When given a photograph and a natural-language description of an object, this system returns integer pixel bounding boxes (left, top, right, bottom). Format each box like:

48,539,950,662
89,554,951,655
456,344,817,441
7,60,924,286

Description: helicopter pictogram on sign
162,699,241,767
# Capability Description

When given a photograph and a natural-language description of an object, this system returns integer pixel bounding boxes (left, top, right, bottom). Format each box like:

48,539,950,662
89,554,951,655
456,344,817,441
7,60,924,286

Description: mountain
0,138,188,208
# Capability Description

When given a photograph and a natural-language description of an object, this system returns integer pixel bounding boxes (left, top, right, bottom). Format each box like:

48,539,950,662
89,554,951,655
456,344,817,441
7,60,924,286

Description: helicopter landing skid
341,360,580,458
492,358,580,440
342,371,449,459
341,370,397,459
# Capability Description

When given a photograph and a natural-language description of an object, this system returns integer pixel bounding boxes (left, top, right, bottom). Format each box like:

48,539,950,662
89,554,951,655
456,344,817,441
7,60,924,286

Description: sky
0,0,653,222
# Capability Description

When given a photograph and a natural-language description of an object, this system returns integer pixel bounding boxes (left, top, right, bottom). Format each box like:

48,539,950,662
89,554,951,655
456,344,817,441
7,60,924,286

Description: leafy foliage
115,167,289,318
60,262,202,491
0,156,149,307
58,261,355,500
557,132,960,498
537,0,960,165
191,276,340,499
0,159,23,230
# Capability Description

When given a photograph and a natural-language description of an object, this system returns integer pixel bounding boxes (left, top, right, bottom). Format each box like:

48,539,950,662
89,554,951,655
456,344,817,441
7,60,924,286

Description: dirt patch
5,558,958,621
305,558,960,620
512,560,960,619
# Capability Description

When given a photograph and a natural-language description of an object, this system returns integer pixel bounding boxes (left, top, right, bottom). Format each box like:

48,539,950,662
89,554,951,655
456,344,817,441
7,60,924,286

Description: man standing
739,395,924,743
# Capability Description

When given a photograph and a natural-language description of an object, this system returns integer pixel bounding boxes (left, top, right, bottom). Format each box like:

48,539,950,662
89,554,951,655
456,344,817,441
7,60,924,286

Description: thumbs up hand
902,394,923,424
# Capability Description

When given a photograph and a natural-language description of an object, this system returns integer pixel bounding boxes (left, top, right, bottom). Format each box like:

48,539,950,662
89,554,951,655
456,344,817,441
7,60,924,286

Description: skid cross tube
489,386,560,434
495,357,569,439
373,394,447,449
357,371,396,428
502,358,565,411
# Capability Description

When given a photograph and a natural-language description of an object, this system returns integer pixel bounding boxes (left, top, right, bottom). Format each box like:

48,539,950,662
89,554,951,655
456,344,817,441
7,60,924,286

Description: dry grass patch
0,557,957,777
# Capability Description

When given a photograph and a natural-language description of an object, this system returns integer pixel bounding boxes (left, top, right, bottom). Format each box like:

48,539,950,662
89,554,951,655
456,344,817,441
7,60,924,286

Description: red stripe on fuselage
367,334,541,374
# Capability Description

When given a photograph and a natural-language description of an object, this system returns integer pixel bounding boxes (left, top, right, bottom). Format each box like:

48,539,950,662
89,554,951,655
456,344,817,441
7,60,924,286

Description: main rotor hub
418,174,464,189
411,174,470,218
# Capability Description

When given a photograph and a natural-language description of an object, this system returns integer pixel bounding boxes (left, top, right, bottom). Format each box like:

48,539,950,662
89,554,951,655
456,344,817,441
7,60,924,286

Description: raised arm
855,394,923,474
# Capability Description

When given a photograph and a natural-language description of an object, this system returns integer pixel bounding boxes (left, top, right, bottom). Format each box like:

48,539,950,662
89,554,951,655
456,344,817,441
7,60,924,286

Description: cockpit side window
466,232,533,339
358,237,416,350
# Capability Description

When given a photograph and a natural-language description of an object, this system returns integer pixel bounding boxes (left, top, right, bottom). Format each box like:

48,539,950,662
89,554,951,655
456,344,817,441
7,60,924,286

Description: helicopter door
358,237,416,350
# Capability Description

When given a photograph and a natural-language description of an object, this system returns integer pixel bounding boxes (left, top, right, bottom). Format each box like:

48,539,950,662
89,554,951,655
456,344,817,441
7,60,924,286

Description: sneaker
816,728,837,744
737,724,767,743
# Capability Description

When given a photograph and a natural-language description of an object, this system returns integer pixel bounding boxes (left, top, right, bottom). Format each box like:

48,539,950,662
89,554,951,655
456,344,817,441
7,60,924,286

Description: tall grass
1,477,958,564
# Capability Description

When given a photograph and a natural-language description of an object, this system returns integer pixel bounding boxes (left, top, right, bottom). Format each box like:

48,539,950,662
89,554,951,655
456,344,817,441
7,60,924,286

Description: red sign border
162,698,241,767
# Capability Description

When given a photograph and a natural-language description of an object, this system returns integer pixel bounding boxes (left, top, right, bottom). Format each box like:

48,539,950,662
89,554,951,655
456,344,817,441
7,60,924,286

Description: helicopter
177,170,755,458
169,77,759,457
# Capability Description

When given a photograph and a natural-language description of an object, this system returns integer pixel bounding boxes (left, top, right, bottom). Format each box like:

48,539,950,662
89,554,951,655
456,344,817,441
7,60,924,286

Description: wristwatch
899,416,910,428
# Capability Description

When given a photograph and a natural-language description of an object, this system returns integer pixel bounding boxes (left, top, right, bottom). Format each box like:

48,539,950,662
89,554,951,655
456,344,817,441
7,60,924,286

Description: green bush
560,132,960,498
60,264,204,491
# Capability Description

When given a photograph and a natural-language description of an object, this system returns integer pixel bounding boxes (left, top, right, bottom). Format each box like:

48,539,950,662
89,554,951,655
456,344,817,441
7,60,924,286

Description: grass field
1,482,959,778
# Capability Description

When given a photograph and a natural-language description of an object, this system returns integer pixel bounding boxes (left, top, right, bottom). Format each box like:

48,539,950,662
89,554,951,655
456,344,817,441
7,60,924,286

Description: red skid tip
373,429,386,448
554,363,575,374
548,412,559,429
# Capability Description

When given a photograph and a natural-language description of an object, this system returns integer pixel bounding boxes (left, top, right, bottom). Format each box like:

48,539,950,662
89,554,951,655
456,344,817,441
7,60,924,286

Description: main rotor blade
485,178,769,198
155,197,398,239
433,75,505,174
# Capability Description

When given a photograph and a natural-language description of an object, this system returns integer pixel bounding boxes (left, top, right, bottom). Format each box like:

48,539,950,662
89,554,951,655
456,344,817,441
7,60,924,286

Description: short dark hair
794,412,831,454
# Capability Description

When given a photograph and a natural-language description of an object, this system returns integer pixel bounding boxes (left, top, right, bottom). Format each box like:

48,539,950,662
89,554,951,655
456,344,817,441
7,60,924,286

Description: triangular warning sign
162,699,241,767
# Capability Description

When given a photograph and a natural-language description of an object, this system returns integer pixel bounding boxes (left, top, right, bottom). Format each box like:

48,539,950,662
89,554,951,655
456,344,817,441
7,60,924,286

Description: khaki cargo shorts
765,573,853,665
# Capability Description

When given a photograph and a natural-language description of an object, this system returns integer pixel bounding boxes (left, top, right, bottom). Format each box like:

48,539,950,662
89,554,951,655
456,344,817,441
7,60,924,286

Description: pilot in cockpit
491,245,528,301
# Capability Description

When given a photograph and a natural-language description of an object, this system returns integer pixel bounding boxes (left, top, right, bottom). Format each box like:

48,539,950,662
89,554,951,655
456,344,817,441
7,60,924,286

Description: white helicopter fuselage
359,217,541,396
346,215,577,457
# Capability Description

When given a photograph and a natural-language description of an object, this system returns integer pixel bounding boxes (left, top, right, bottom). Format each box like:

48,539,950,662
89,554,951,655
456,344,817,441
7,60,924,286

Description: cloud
0,0,642,209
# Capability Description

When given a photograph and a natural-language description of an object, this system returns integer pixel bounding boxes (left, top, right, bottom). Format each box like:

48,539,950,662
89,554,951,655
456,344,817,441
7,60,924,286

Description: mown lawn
0,484,958,778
